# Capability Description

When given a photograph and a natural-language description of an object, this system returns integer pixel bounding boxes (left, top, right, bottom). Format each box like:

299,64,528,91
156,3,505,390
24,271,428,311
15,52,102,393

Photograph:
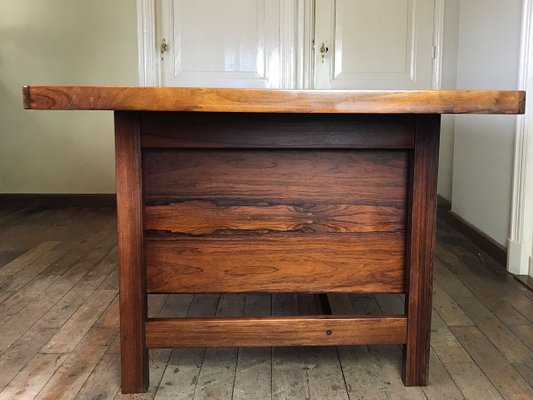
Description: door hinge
432,45,437,60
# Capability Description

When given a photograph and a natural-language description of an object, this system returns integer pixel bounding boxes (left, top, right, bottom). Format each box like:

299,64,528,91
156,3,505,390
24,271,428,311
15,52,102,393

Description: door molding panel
314,0,437,90
332,0,416,83
157,0,304,88
161,0,268,87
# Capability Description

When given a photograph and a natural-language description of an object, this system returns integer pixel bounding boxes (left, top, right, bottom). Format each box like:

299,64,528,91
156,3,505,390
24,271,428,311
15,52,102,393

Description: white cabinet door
314,0,436,89
159,0,286,88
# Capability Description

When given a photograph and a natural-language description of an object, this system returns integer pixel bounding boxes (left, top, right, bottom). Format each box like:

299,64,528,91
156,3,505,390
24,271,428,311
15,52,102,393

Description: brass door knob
319,42,329,63
160,38,169,55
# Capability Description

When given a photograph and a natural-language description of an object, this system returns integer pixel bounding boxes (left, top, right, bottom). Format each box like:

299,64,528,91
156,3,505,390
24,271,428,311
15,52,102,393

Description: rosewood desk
23,86,525,393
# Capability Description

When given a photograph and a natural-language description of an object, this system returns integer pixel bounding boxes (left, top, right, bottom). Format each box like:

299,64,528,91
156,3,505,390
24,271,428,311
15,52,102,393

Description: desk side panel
142,145,409,294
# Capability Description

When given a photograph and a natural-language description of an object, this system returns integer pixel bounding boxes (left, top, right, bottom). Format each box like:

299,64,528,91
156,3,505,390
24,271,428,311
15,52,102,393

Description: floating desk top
23,85,525,114
23,85,525,394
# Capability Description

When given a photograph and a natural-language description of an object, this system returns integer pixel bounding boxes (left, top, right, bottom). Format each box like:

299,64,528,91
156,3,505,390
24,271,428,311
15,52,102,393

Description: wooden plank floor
0,206,531,400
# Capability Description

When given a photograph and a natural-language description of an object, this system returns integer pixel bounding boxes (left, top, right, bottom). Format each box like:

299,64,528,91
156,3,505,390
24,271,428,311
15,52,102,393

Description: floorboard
0,206,529,399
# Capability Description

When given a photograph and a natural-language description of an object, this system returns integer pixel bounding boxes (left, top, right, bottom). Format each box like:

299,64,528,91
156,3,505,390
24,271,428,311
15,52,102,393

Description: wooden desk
23,86,525,393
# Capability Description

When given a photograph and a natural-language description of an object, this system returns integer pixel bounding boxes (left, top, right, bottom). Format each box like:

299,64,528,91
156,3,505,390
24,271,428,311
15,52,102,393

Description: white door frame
137,0,444,89
508,0,533,277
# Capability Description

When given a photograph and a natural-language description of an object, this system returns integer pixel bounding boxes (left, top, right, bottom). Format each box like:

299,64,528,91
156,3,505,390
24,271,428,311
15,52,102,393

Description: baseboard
515,275,533,291
437,195,452,212
437,195,507,268
0,194,116,208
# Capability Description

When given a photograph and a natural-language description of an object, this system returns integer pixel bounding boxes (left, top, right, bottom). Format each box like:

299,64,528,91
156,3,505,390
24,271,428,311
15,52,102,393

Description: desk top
23,85,525,115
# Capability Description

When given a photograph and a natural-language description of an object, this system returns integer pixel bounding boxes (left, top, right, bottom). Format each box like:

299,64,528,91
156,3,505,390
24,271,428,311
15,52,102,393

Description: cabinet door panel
160,0,282,88
315,0,435,89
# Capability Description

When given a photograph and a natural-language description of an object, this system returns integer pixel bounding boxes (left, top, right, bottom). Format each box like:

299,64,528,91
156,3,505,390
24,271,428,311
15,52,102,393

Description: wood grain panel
23,86,525,114
141,113,415,149
143,150,408,204
144,201,405,235
145,235,405,293
145,316,407,348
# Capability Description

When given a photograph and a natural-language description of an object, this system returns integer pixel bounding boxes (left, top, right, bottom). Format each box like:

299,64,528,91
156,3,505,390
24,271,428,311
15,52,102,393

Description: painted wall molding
508,0,533,276
295,0,315,89
146,0,305,89
280,0,298,88
136,0,159,86
432,0,445,90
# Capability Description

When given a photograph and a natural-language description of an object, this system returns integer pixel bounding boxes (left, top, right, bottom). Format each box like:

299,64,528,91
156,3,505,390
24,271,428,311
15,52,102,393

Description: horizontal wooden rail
146,315,407,348
140,113,416,149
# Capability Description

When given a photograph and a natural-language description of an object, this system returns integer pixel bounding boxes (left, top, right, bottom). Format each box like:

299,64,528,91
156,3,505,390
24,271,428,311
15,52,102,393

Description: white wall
0,0,138,194
451,0,522,246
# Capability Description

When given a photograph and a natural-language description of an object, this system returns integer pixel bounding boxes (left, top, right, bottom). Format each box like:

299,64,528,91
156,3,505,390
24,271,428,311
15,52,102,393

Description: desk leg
403,115,440,386
115,112,149,393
